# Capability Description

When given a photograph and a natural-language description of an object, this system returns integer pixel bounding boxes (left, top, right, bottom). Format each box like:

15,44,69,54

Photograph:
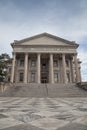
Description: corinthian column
79,66,81,82
24,53,28,83
50,54,54,83
62,54,67,83
11,53,16,83
37,53,41,83
71,58,75,83
74,54,80,82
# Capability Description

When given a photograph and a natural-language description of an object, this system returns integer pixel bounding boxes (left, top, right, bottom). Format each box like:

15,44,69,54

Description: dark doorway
41,72,48,83
41,58,49,83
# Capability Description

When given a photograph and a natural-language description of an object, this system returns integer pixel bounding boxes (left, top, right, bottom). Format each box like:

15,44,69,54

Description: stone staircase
47,84,87,97
0,83,87,97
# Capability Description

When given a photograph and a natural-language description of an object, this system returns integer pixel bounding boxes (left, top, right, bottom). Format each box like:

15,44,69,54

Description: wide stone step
0,83,87,97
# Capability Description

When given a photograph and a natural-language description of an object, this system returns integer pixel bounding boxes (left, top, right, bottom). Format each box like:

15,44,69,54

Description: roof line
11,32,79,47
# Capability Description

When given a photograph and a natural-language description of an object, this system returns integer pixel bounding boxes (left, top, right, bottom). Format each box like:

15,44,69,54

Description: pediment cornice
11,32,79,48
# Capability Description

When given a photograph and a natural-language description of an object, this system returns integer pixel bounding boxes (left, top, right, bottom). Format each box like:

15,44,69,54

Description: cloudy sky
0,0,87,81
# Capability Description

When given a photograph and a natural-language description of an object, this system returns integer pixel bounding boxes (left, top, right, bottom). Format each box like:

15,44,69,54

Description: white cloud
0,0,87,81
78,49,87,81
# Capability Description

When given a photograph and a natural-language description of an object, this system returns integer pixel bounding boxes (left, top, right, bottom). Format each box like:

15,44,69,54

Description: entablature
13,46,77,54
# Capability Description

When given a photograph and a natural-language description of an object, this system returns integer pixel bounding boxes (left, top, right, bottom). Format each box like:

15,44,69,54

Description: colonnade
11,53,81,83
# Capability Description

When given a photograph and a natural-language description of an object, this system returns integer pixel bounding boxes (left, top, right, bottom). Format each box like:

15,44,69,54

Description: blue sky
0,0,87,81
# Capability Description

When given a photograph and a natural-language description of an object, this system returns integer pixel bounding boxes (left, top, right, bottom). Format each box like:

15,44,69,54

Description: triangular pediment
12,33,78,47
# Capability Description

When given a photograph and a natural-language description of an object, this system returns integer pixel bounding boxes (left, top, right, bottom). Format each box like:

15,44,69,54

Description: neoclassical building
10,33,81,84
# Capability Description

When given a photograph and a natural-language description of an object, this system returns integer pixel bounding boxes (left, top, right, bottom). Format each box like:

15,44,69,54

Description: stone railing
0,82,13,92
76,82,87,91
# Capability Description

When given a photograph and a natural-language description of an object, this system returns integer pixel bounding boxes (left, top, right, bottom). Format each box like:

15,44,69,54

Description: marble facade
10,33,81,84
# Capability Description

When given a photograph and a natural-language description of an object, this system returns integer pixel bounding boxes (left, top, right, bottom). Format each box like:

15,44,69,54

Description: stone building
10,33,81,84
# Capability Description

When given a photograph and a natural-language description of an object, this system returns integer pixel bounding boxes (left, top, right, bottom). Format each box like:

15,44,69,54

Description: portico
11,33,81,84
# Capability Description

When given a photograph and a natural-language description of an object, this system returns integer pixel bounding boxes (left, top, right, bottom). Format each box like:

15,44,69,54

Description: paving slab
0,123,44,130
0,97,87,130
57,123,87,130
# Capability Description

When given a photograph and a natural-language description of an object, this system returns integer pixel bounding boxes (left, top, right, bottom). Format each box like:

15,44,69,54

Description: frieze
14,47,76,53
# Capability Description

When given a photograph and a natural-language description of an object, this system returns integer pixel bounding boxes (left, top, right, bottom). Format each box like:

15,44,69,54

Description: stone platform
0,97,87,130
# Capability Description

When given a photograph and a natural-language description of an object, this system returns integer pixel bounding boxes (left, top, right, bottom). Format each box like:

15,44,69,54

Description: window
67,72,70,82
66,60,69,67
20,59,24,66
8,77,10,82
19,72,24,82
54,60,58,67
42,63,46,69
31,60,36,67
8,67,11,73
41,72,47,79
31,72,35,82
54,73,58,83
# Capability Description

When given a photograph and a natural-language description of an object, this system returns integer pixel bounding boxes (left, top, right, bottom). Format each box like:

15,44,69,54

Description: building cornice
11,32,79,48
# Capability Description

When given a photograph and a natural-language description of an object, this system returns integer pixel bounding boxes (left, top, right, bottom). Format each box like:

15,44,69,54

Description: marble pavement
0,98,87,130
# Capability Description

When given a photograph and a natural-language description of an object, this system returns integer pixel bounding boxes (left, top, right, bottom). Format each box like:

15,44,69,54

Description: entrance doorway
41,57,49,83
41,72,48,83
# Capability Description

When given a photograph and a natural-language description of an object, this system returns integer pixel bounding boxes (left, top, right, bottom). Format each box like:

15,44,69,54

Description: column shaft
79,67,81,82
71,58,75,82
37,54,41,83
24,53,28,83
74,54,79,82
50,54,54,83
62,54,67,83
11,53,16,83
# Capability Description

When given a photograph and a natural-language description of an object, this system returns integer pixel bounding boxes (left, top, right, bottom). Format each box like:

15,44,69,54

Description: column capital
25,52,28,55
50,53,53,55
25,53,28,58
62,53,65,55
12,52,16,56
74,53,77,56
12,52,16,57
37,53,41,56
